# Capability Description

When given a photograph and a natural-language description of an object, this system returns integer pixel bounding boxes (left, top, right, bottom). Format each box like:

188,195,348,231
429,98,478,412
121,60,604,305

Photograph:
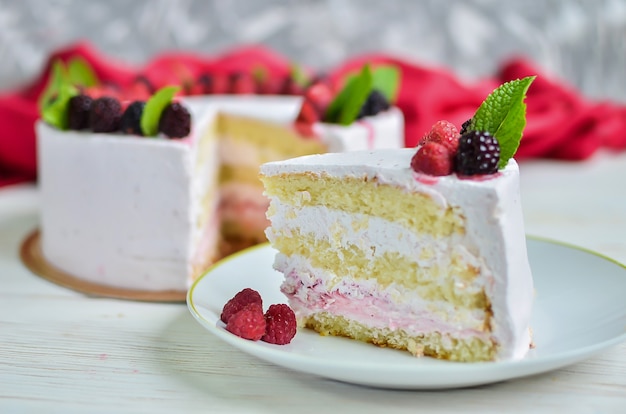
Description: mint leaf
290,64,309,87
372,65,400,104
469,76,535,168
140,86,180,136
38,60,68,112
67,57,99,88
41,83,79,130
325,64,373,125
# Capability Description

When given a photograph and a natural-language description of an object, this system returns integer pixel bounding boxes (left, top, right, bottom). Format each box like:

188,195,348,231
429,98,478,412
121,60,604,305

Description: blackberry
120,101,145,136
356,89,390,119
67,94,93,130
89,96,122,133
460,118,472,135
158,102,191,138
454,131,501,175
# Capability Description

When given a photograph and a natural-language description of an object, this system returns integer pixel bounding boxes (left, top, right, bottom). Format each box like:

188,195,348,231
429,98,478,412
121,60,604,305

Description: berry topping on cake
325,63,399,126
411,141,453,176
261,304,297,345
411,76,536,177
89,96,122,133
158,102,191,138
454,131,501,175
221,288,263,323
229,71,257,95
120,101,145,135
67,94,93,130
419,120,459,155
197,73,230,95
225,302,266,341
357,89,390,119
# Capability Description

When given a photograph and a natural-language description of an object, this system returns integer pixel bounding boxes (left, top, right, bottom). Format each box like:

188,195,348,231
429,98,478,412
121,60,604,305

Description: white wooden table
1,153,625,414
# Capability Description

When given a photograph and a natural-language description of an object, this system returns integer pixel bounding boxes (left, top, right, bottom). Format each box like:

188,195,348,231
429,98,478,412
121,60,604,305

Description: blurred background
0,0,624,101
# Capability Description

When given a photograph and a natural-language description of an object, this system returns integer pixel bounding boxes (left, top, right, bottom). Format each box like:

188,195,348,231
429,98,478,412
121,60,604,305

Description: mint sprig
67,56,99,88
324,63,400,126
467,76,535,169
39,60,80,129
140,86,180,136
372,65,400,104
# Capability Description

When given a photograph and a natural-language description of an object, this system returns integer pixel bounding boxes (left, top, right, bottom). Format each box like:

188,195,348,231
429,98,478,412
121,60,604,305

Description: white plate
187,238,626,389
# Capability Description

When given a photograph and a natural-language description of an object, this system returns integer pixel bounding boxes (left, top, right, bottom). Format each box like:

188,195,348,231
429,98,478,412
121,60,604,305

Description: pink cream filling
281,270,492,342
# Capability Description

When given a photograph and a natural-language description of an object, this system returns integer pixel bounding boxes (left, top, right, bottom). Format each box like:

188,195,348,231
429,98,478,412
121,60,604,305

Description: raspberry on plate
262,304,297,345
225,303,266,341
410,141,453,176
220,288,263,324
419,120,460,155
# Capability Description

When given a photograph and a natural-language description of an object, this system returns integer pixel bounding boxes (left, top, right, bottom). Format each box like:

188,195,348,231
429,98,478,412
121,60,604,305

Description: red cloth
1,42,625,188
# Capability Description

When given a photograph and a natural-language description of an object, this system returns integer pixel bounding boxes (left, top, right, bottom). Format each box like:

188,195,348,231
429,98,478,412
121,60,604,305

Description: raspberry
220,288,263,324
303,81,334,120
120,101,145,136
89,96,122,133
229,72,256,94
460,118,472,135
419,120,459,155
158,102,191,138
410,142,453,176
454,131,501,175
279,76,305,96
67,94,93,130
357,89,390,119
198,73,230,95
262,304,297,345
225,303,266,341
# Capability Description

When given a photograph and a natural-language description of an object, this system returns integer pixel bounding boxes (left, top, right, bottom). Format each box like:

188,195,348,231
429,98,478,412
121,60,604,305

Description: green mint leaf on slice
67,56,99,88
325,64,373,125
140,85,180,137
372,65,400,104
41,83,79,130
469,76,535,169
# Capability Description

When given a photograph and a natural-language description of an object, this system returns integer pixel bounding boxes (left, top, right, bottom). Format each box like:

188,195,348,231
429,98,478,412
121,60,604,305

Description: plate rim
187,236,626,387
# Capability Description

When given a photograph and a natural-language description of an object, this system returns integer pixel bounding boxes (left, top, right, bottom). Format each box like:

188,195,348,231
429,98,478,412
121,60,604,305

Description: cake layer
263,174,465,238
277,253,490,331
305,313,495,362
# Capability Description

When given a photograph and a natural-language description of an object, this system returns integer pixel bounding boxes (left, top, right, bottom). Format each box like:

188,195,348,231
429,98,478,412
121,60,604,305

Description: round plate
21,230,187,302
187,238,626,389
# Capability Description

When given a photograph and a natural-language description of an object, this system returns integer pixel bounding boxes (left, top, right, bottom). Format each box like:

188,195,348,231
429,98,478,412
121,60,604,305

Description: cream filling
266,204,489,294
276,253,491,341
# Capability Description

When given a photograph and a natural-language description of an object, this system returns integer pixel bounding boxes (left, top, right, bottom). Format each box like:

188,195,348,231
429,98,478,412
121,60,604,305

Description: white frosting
37,97,405,293
261,148,534,360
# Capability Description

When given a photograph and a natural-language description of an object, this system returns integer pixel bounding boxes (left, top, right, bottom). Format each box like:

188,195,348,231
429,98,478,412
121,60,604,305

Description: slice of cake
260,77,535,361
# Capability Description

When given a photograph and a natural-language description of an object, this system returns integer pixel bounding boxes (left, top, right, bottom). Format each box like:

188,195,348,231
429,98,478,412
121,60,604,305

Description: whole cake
260,77,535,361
36,60,403,293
